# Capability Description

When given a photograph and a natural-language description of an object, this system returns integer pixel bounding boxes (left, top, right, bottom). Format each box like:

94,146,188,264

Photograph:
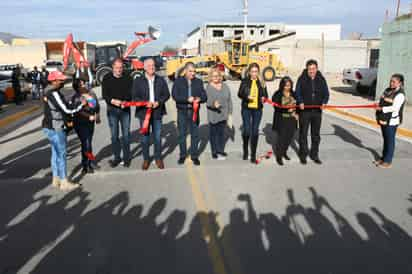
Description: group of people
40,56,406,190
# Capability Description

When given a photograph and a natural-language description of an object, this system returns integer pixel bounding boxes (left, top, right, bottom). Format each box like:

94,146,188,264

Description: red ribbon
192,101,200,122
121,101,152,135
85,152,96,161
264,99,378,109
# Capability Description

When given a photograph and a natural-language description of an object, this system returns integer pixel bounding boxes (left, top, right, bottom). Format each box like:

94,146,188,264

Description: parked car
343,67,377,96
44,60,63,73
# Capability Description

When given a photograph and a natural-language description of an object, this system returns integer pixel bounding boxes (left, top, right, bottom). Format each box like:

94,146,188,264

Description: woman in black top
237,63,268,163
272,77,298,166
72,77,101,174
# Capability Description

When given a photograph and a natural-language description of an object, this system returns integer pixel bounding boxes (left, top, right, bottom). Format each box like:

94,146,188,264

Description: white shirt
382,92,406,126
147,76,155,103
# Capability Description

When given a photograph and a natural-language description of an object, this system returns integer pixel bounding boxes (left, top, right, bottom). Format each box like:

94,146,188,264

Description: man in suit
172,62,207,166
131,58,170,170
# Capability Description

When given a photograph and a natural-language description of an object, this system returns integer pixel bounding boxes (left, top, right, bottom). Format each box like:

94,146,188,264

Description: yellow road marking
185,161,228,274
327,108,412,139
0,106,40,128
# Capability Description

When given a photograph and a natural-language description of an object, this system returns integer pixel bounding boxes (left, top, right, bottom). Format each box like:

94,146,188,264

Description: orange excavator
63,26,161,85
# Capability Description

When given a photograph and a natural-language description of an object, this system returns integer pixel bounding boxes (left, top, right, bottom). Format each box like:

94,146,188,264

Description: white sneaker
217,155,226,161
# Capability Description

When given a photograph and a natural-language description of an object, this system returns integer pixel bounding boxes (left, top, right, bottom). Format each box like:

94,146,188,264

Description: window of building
212,30,224,37
269,29,280,36
234,30,244,36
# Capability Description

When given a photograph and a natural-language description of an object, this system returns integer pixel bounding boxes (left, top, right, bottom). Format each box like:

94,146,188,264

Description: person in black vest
272,76,298,166
375,74,406,168
172,62,207,166
131,58,170,170
102,58,133,168
296,59,329,165
238,63,268,164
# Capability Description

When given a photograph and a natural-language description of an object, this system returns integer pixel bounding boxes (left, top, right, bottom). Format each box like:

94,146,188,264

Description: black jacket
172,77,207,110
131,75,170,120
71,91,100,126
237,78,268,110
271,90,297,131
295,70,329,110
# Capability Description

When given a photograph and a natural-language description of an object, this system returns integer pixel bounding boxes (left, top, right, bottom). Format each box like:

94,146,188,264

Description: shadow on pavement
1,185,411,274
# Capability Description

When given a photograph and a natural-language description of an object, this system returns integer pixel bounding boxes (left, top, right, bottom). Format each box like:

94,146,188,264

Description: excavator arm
63,33,89,71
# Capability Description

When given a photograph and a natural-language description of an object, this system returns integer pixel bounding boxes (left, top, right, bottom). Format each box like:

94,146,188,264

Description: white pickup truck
342,68,377,96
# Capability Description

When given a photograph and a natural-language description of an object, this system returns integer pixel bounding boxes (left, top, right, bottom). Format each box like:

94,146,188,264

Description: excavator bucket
148,26,161,40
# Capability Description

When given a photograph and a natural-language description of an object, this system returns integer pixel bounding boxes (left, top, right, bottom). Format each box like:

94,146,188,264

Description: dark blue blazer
131,74,170,120
171,77,207,110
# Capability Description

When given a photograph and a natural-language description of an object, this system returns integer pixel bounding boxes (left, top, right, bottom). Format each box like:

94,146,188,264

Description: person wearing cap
42,71,85,190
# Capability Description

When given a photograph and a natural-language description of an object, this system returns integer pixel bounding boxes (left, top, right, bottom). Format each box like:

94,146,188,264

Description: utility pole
242,0,248,39
396,0,401,17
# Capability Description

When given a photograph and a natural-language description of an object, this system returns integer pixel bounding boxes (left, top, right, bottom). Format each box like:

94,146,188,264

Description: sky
0,0,409,55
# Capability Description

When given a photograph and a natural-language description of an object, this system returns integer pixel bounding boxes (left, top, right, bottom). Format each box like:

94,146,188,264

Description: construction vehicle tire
262,66,276,82
96,66,113,85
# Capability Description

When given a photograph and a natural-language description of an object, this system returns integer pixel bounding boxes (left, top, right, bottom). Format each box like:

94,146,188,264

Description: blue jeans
241,108,262,138
381,125,398,164
74,124,95,168
107,106,131,162
177,109,200,159
209,121,226,155
140,118,162,161
43,128,67,179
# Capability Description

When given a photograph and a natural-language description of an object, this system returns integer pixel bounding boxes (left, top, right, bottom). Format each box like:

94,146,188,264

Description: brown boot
52,177,60,188
142,160,150,171
155,160,165,170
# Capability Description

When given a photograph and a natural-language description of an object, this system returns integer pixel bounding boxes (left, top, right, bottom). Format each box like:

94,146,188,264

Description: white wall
285,24,341,40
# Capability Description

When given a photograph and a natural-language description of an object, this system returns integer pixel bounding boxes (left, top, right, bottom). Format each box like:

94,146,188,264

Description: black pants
75,123,95,168
209,121,226,156
276,117,297,157
299,110,322,158
13,85,22,104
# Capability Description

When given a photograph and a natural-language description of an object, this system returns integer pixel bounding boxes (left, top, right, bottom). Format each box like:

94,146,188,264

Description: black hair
184,62,195,70
391,73,405,86
278,76,294,93
72,78,86,93
112,58,123,67
306,59,318,68
248,63,260,73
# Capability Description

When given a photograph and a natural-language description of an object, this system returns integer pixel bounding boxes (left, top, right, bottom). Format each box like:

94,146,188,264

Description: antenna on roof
242,0,248,39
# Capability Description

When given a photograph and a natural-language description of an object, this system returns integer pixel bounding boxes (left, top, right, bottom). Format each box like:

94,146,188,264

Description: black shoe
109,159,122,168
276,156,284,166
310,156,322,165
250,156,256,164
123,161,131,168
284,154,291,161
192,158,200,166
178,157,186,165
300,157,307,165
219,152,228,157
87,167,95,174
90,162,101,170
81,167,88,175
212,154,218,159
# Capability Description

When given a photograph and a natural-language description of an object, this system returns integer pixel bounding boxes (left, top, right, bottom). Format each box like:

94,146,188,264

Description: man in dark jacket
295,59,329,165
132,58,170,170
12,67,23,105
172,62,207,166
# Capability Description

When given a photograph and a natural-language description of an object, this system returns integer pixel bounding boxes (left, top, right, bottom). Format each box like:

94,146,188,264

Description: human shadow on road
2,186,412,274
332,124,380,161
0,136,81,180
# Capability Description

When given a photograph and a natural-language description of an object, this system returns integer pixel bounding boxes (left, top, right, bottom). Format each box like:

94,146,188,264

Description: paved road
1,80,412,274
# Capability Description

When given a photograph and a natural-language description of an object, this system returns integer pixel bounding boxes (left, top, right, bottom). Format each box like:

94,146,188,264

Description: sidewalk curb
327,108,412,139
0,106,41,128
